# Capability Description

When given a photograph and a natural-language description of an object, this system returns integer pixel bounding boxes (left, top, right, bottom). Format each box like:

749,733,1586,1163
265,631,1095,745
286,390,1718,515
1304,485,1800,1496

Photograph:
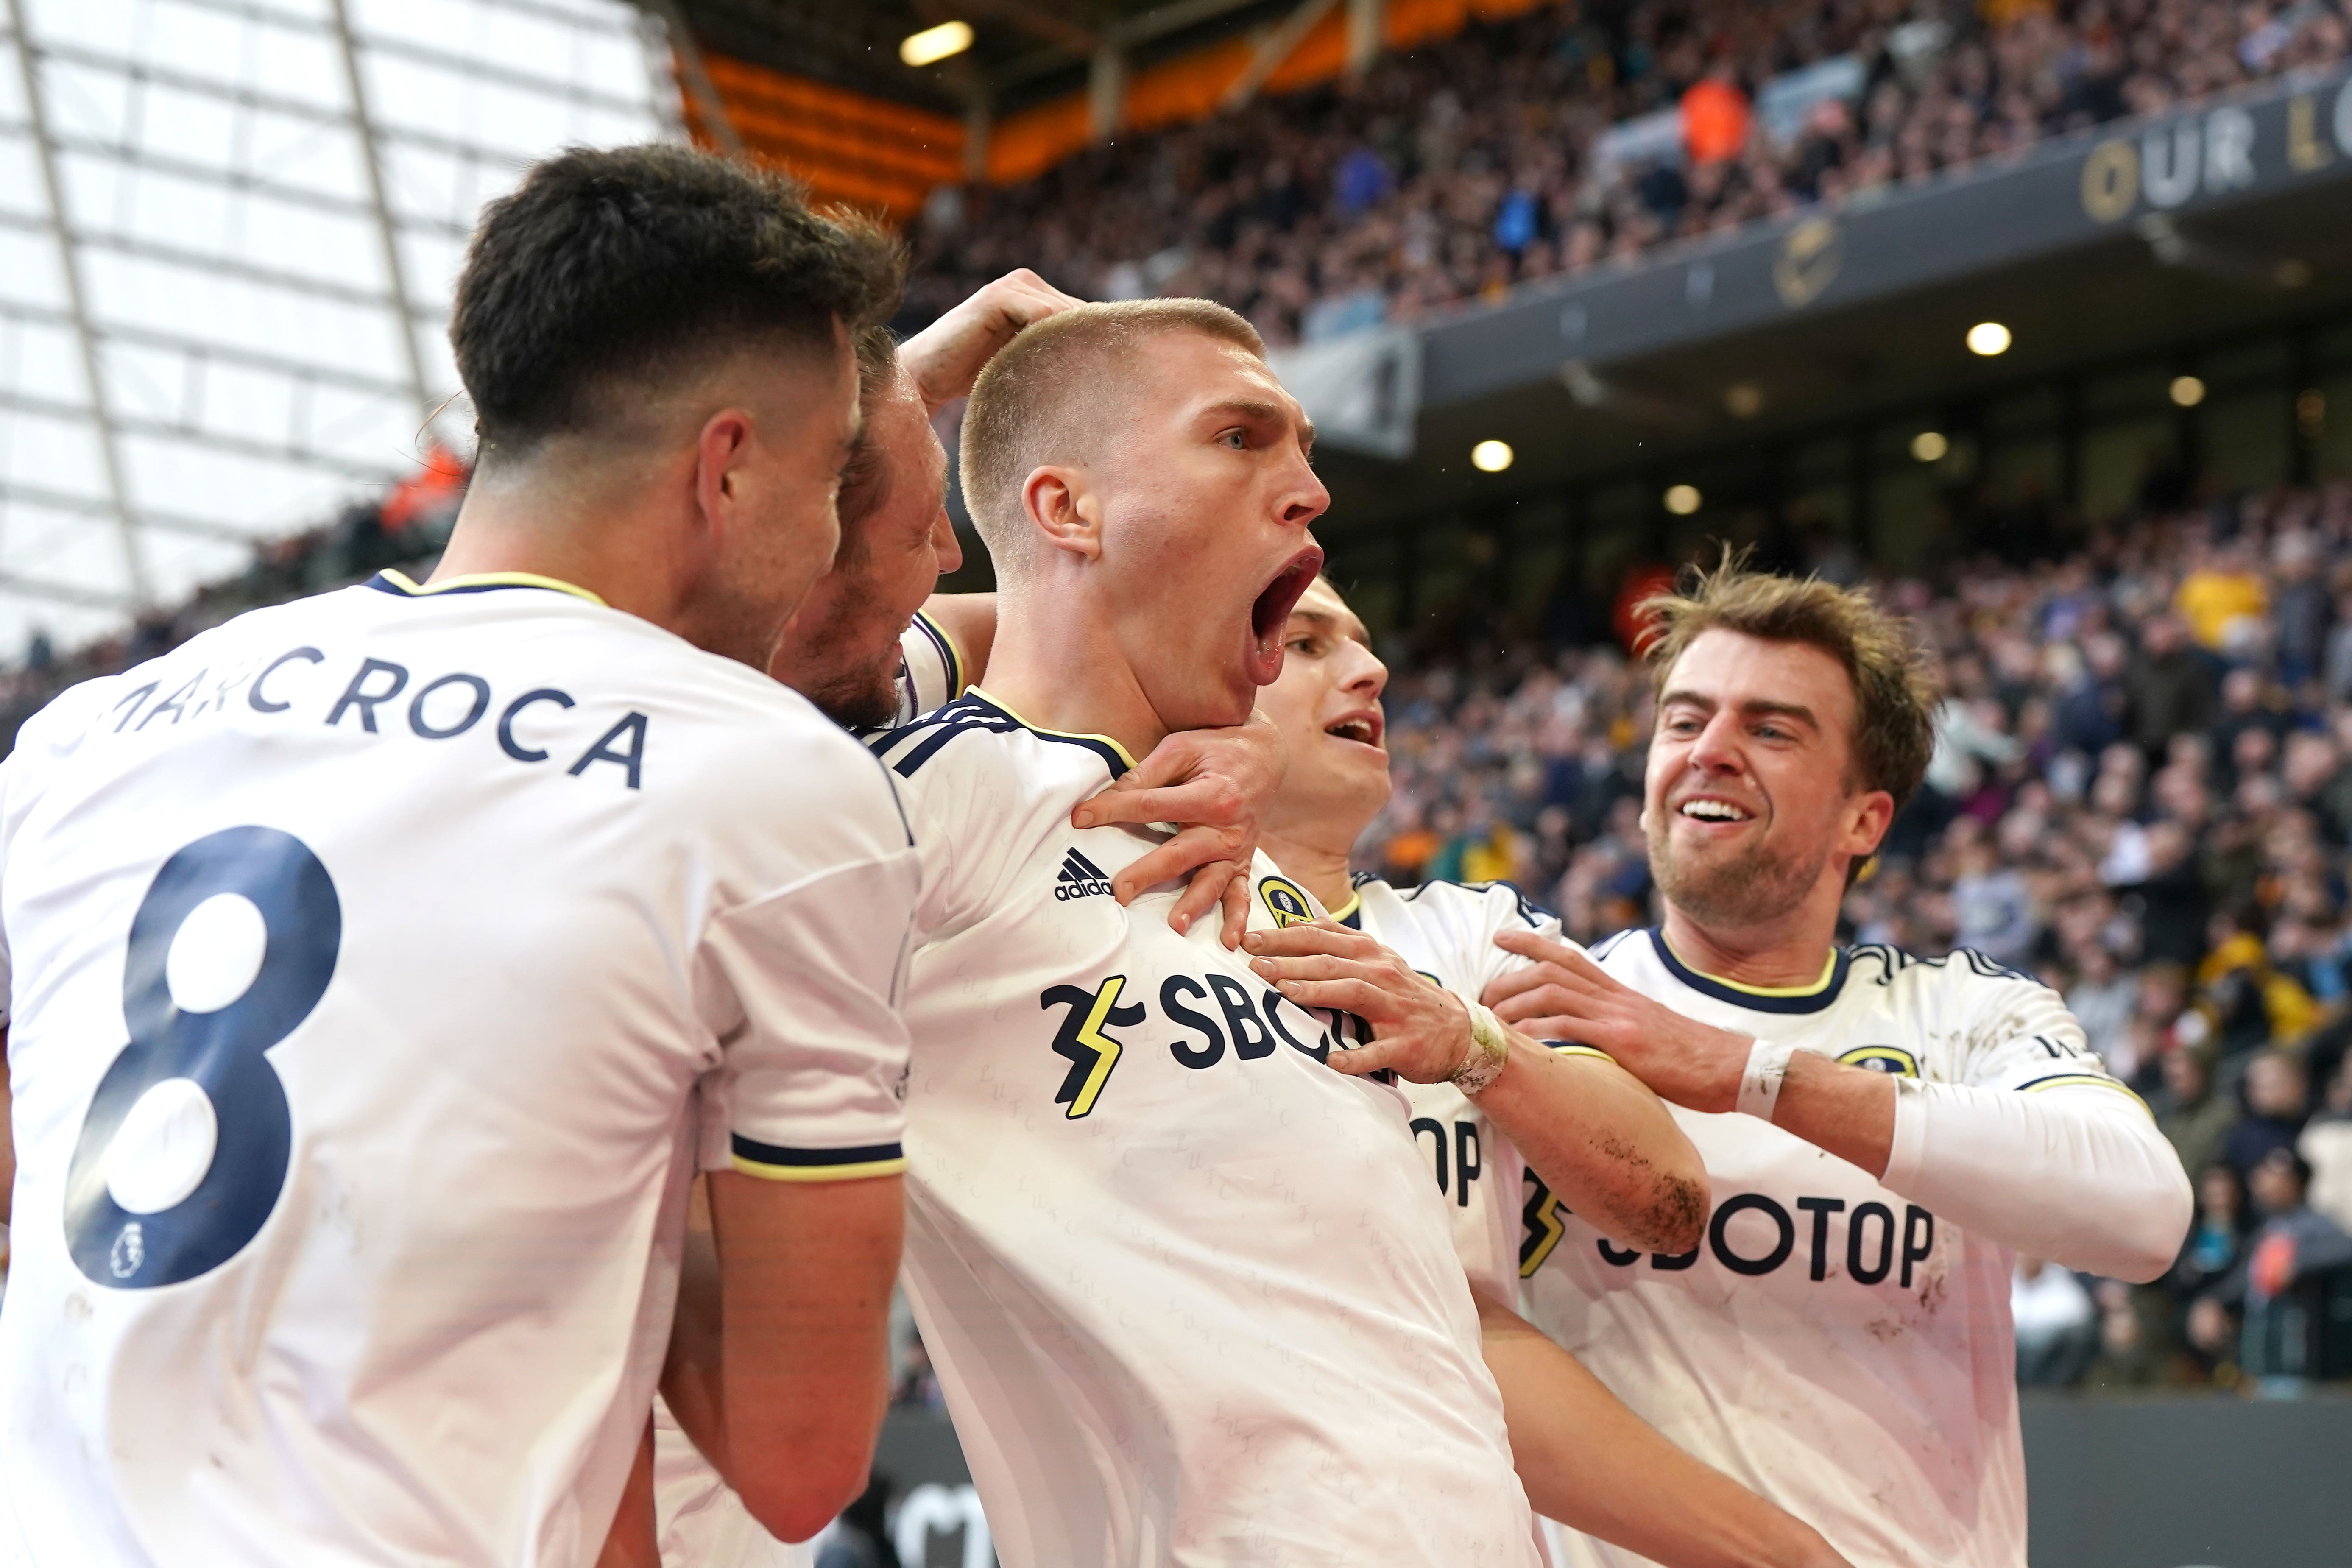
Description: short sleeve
1454,882,1568,1004
887,613,967,728
699,845,922,1183
1946,953,2141,1107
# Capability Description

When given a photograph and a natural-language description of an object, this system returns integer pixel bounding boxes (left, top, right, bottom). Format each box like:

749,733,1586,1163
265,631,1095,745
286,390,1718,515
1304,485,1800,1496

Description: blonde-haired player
1475,562,2193,1567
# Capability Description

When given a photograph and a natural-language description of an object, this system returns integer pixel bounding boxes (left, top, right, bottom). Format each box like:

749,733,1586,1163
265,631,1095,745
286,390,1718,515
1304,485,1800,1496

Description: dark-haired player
0,146,918,1563
1474,565,2193,1568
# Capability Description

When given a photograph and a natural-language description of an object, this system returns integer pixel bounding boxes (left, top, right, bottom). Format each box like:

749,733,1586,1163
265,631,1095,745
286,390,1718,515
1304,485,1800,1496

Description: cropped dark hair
450,144,902,458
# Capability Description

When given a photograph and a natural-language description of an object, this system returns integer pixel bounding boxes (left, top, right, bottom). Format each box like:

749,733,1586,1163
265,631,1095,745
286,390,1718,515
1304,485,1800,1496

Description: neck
430,461,692,634
978,586,1168,763
1657,879,1845,990
1262,827,1356,913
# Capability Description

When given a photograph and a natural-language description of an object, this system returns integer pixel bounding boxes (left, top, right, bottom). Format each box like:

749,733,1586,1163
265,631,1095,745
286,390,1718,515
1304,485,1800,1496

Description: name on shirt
96,646,651,790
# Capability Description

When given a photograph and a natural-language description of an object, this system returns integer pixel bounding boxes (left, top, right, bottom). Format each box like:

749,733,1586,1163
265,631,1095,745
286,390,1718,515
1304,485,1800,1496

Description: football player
637,274,1286,1568
1241,575,1849,1565
0,146,924,1564
1480,563,2193,1567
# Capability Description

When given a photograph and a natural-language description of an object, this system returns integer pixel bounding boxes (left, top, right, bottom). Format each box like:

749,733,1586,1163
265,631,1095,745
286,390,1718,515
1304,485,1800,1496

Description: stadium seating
903,0,2352,346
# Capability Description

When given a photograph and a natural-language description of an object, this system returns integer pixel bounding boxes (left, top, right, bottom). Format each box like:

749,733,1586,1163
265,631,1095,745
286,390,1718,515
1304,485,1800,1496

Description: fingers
1114,825,1249,901
1075,776,1247,831
1165,859,1240,937
1321,1038,1410,1078
1258,975,1389,1017
1481,960,1601,1010
1488,984,1590,1026
1246,952,1377,987
1217,870,1250,951
1240,921,1377,960
1493,929,1589,968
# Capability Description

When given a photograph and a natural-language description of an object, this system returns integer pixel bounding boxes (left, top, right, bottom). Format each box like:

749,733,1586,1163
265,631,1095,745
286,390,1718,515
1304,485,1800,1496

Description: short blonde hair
958,298,1263,579
1639,553,1941,810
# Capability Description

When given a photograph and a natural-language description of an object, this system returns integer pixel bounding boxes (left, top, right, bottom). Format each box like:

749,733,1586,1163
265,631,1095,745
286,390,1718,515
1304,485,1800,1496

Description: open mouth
1325,711,1383,748
1246,546,1325,684
1677,796,1755,823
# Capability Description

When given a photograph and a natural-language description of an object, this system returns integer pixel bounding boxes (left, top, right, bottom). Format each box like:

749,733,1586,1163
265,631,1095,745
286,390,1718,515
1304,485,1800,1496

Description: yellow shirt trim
378,567,606,607
730,1152,910,1183
1328,890,1362,922
968,685,1139,771
1551,1043,1617,1063
1662,937,1838,998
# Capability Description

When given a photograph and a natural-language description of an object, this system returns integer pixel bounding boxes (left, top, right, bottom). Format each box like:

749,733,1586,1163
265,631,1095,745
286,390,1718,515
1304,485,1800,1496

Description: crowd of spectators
905,0,2352,346
1359,477,2352,1389
0,447,466,755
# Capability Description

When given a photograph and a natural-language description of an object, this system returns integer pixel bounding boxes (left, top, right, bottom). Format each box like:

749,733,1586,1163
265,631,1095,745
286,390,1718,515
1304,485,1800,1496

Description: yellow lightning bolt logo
1041,974,1143,1120
1520,1173,1567,1278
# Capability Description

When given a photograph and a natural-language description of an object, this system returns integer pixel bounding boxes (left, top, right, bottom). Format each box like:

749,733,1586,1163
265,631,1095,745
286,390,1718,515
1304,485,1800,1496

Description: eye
1286,635,1319,655
1219,428,1248,450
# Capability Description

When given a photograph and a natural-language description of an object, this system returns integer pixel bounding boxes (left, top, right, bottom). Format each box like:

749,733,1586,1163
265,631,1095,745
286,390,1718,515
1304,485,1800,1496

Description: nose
1279,444,1330,530
1339,639,1388,703
930,504,963,575
1687,710,1746,776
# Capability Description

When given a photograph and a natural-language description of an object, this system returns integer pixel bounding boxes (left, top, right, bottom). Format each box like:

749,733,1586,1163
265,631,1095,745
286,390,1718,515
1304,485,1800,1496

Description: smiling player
1479,561,2193,1568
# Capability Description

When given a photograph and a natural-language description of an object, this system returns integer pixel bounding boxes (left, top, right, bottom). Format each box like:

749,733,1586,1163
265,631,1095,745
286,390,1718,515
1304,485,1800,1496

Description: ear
1844,788,1896,862
1022,465,1102,563
692,408,757,545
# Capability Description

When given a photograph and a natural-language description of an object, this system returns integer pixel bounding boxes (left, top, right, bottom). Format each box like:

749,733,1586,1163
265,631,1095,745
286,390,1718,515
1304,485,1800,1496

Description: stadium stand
901,0,2352,344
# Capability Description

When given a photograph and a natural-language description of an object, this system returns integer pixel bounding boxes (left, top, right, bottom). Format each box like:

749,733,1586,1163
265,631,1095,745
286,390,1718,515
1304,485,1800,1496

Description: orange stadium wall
682,0,1557,218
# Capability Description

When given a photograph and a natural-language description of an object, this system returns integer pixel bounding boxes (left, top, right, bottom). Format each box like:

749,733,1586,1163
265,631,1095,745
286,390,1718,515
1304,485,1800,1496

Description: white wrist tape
1736,1038,1794,1122
1451,1004,1513,1097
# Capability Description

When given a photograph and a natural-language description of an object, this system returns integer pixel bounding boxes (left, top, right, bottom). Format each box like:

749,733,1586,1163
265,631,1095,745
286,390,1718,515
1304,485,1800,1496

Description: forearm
1876,1080,2192,1281
592,1416,660,1568
1477,1041,1709,1255
659,1195,727,1474
711,1171,903,1541
1477,1292,1847,1568
1765,1051,1897,1177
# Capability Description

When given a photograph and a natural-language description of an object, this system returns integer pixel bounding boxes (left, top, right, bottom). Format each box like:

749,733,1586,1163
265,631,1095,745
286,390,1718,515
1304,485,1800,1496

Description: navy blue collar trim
1647,928,1850,1014
960,692,1128,779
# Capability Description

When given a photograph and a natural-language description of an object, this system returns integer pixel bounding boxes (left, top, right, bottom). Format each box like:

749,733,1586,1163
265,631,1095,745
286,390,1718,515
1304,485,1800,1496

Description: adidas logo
1054,847,1115,901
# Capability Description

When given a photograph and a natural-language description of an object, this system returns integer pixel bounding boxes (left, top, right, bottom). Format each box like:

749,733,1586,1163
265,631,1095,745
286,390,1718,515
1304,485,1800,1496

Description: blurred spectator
2124,614,2216,763
2224,1052,2312,1176
2299,1054,2352,1234
2065,943,2137,1071
2157,1047,2240,1183
2012,1256,2098,1386
2189,1147,2352,1390
2176,540,2268,653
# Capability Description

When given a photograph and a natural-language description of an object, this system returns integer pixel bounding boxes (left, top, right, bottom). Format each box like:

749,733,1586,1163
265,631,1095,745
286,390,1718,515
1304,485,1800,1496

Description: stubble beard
1647,809,1833,930
802,659,901,731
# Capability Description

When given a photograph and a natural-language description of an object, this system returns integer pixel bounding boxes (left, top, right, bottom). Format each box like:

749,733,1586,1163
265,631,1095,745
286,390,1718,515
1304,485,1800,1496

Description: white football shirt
870,691,1537,1568
0,571,918,1568
1336,876,1605,1302
647,610,969,1568
1527,930,2139,1568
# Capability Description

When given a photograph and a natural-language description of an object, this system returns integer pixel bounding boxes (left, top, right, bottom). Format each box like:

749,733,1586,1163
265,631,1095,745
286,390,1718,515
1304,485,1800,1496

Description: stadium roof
0,0,673,654
660,0,1311,118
